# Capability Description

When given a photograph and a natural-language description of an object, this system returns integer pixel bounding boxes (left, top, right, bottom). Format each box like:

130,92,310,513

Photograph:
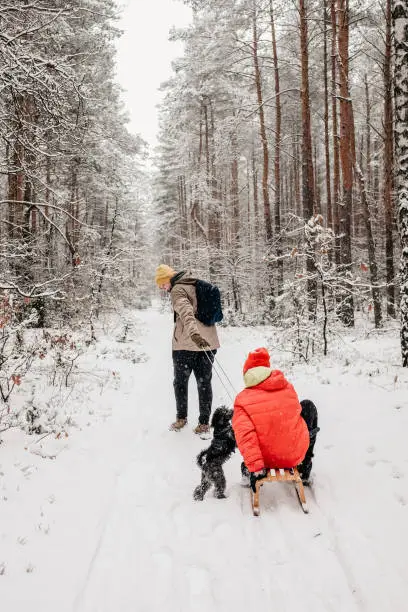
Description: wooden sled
251,467,308,516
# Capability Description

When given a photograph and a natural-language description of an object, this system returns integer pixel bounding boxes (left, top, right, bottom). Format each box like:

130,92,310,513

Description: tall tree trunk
372,137,380,219
252,0,272,243
299,0,317,314
392,0,408,366
354,160,383,328
336,0,354,326
231,130,240,244
323,0,332,231
384,0,396,318
7,142,17,237
68,159,79,267
314,143,321,214
192,110,209,247
331,0,341,267
342,20,382,327
15,118,25,240
8,142,25,239
205,100,220,278
364,74,372,193
94,196,119,319
293,136,301,218
203,98,210,184
178,174,188,250
44,146,53,273
252,144,259,228
270,0,283,293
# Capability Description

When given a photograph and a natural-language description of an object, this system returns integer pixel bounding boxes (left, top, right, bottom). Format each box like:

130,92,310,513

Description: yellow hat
155,264,176,287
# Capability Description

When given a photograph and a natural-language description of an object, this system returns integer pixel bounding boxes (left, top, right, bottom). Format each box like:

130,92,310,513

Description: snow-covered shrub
38,331,85,388
0,293,39,412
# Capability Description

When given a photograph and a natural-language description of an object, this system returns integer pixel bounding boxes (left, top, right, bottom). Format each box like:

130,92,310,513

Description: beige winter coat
170,272,220,351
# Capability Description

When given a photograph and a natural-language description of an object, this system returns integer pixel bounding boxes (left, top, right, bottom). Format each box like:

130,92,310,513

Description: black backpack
195,280,223,326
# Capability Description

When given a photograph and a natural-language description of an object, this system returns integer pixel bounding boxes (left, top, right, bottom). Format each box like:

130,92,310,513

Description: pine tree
392,0,408,366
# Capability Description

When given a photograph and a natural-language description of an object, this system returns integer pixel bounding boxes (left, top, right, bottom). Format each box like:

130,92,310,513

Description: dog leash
213,353,238,395
203,349,237,402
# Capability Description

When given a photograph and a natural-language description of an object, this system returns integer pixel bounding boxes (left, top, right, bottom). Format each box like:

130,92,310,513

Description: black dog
193,406,236,500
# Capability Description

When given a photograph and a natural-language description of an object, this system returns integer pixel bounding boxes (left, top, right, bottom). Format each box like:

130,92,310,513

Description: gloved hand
250,468,268,492
191,333,210,349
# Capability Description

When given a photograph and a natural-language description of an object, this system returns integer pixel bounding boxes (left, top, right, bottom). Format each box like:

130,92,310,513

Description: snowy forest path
2,307,408,612
75,308,367,612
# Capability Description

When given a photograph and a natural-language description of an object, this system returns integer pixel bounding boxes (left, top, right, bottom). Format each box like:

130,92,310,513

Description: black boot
298,461,312,485
241,462,250,477
299,399,320,485
240,462,250,487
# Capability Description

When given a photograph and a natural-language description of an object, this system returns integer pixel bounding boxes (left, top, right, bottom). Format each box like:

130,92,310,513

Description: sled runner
251,467,308,516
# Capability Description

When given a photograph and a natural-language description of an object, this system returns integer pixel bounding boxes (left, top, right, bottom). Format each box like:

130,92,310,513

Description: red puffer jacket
232,371,309,472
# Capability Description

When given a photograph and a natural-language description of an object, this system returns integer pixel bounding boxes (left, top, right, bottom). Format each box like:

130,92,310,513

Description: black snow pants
172,350,216,425
298,399,319,480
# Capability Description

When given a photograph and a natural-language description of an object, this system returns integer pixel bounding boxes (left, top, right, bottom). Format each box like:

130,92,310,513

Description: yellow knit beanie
155,264,176,287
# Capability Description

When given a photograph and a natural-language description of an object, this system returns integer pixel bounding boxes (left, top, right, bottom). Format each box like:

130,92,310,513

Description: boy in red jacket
232,347,319,489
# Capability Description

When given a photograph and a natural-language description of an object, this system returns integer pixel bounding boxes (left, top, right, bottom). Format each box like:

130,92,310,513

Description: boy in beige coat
155,264,220,434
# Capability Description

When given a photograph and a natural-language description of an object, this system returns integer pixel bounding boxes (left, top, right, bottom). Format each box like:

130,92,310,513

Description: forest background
1,0,408,436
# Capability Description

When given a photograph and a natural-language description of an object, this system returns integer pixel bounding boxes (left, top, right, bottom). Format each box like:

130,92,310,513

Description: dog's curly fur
193,406,236,500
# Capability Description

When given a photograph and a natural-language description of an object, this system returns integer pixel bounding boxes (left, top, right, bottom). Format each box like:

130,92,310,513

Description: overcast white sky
115,0,192,148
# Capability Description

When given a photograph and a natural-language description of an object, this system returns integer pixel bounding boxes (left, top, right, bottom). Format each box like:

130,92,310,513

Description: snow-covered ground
1,306,408,611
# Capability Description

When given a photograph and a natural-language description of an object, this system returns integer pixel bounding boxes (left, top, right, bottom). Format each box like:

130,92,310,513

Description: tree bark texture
252,0,272,243
331,0,341,268
270,0,283,293
336,0,354,326
299,0,317,315
323,0,332,231
384,0,396,317
392,0,408,366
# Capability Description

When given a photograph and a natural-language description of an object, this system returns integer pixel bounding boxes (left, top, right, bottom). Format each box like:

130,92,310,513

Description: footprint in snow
366,458,391,468
391,467,404,480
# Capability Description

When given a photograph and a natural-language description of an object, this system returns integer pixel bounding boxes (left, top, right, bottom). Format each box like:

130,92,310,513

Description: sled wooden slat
251,467,309,516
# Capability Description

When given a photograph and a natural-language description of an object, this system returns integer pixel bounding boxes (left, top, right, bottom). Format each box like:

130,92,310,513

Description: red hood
254,370,288,392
